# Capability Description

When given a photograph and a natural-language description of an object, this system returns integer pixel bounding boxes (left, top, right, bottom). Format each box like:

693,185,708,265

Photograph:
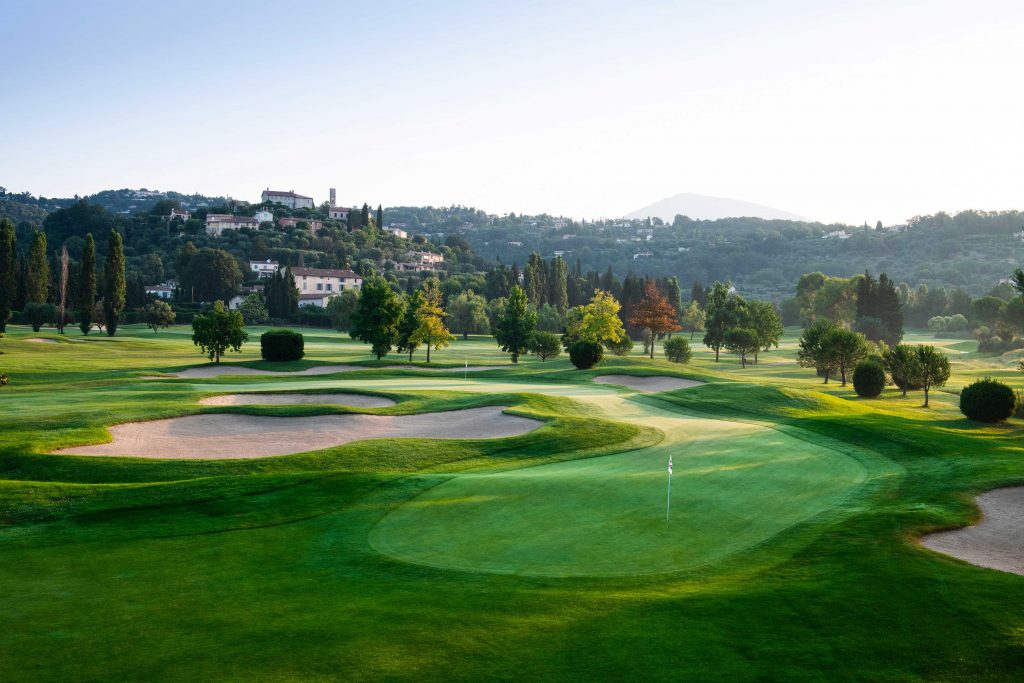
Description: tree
26,230,49,304
797,319,839,383
882,344,920,397
24,302,55,332
182,248,242,303
971,296,1005,327
409,278,453,362
912,345,951,408
822,328,869,386
145,299,176,333
77,234,97,334
447,290,490,339
523,252,547,306
629,280,681,358
56,245,69,334
703,282,741,362
191,301,247,363
326,290,360,332
663,337,692,364
396,290,422,361
237,293,269,325
547,256,569,312
529,331,562,361
746,300,783,363
376,204,383,231
568,290,626,348
349,275,406,359
102,228,126,336
680,300,706,341
724,328,760,367
495,285,537,363
0,218,15,332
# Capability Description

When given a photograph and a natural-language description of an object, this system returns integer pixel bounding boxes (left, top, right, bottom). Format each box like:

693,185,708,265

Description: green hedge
569,340,603,369
960,377,1016,423
260,329,305,362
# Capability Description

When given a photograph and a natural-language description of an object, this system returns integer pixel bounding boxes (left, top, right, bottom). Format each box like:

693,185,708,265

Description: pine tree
77,233,97,334
102,228,126,336
690,281,706,307
495,285,537,363
26,230,49,304
0,218,16,332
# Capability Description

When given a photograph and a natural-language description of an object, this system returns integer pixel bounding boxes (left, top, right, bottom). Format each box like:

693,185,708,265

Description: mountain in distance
627,192,810,222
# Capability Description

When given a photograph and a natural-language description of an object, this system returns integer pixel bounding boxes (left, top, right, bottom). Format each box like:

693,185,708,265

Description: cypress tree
548,255,568,313
361,204,369,228
0,218,16,332
77,233,97,334
103,228,126,336
14,256,28,312
376,204,383,230
26,230,49,304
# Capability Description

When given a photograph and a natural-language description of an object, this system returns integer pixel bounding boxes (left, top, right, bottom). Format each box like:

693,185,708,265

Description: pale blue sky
2,0,1022,224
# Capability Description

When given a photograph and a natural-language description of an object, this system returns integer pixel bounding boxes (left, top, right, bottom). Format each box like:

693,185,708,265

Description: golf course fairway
368,387,869,576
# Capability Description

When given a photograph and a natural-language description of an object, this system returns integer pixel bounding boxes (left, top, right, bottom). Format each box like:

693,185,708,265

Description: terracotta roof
263,190,313,200
299,293,330,300
292,267,361,279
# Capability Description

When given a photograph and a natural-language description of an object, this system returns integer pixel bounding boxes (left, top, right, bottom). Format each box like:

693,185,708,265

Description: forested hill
0,187,229,216
387,206,1024,301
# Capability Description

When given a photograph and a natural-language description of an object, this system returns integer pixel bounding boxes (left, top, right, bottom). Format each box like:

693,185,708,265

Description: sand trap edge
592,375,704,393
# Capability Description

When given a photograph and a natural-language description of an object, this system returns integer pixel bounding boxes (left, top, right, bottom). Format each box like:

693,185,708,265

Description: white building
169,208,190,222
299,293,333,308
145,284,174,300
261,189,315,210
409,251,444,266
278,217,322,231
249,260,279,278
206,214,259,236
253,209,274,223
384,226,408,239
328,206,351,221
292,267,362,297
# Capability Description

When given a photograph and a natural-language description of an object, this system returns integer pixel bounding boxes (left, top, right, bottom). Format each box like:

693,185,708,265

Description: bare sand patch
26,338,58,344
921,487,1024,576
162,364,363,379
55,406,540,459
593,375,704,393
199,393,395,408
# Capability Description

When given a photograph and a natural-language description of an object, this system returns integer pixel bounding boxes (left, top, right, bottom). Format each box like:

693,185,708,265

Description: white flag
668,455,673,475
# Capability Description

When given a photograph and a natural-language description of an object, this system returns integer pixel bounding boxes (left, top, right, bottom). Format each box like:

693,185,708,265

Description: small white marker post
465,359,468,382
666,455,673,522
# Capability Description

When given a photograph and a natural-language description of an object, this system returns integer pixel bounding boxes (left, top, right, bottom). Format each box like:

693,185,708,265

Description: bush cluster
960,377,1016,423
852,361,886,398
260,329,305,362
569,340,603,369
663,337,692,364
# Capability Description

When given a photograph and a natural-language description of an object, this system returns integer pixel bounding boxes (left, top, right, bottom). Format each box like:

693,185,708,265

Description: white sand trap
26,338,58,344
55,406,541,459
921,487,1024,576
381,365,506,372
593,375,704,393
199,393,395,408
163,364,362,379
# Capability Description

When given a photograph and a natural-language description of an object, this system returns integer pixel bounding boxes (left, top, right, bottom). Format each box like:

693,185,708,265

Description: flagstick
465,359,468,382
666,471,672,522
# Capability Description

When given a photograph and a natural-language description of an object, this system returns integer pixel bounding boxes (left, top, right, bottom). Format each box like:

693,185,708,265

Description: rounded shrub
569,340,603,369
663,337,692,364
260,329,305,362
960,377,1016,423
605,335,633,357
852,360,885,398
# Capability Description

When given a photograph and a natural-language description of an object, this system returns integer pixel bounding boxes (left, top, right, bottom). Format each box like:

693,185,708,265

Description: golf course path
921,487,1024,576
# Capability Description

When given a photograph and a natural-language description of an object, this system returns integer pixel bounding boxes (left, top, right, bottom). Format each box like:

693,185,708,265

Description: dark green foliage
180,248,241,303
77,234,97,334
260,329,305,362
26,231,48,304
264,268,299,319
144,300,176,333
724,327,759,367
959,378,1016,423
495,285,537,363
191,300,247,363
568,340,603,369
102,229,126,336
349,275,406,359
855,271,903,345
42,199,116,248
913,344,952,408
852,361,886,398
23,302,55,332
528,331,561,362
663,337,692,364
0,218,15,332
605,335,633,356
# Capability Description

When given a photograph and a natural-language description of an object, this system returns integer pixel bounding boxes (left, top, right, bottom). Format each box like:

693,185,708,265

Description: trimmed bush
960,377,1016,423
605,335,633,357
569,340,603,369
663,337,692,364
260,329,305,362
852,361,886,398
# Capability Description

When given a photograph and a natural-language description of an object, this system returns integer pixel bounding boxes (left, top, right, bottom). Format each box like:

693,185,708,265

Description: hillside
627,192,808,222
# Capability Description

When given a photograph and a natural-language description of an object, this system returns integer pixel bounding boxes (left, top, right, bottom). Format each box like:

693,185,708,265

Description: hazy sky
3,0,1022,224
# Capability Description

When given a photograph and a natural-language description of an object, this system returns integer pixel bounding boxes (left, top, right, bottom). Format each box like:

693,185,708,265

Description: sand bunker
162,364,362,379
55,406,541,459
199,393,395,408
593,375,704,393
921,487,1024,576
26,338,58,344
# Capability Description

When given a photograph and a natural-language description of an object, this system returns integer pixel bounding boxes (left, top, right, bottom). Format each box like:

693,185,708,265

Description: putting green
355,381,870,577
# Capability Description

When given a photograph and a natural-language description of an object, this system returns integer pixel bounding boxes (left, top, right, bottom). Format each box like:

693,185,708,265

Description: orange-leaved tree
629,280,681,358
